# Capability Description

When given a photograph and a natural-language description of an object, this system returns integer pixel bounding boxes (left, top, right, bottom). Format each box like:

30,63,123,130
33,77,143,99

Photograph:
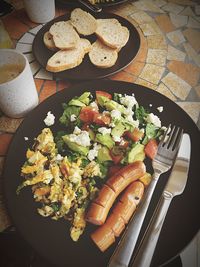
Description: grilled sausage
86,161,146,225
91,181,144,252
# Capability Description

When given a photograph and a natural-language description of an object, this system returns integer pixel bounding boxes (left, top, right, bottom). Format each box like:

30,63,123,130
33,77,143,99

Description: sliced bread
95,18,130,50
89,40,118,68
43,31,57,51
49,20,80,49
46,38,91,72
70,8,97,36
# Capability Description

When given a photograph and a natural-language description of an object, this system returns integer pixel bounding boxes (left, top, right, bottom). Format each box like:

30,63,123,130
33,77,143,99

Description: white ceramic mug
0,49,39,118
23,0,55,24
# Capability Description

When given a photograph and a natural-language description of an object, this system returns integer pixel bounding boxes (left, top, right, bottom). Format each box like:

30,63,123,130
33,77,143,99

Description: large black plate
56,0,130,8
3,80,200,267
32,12,140,80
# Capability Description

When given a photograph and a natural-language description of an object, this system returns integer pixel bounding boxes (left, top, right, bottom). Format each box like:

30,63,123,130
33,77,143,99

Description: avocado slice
95,133,115,149
111,121,126,139
97,96,125,113
128,143,145,163
97,146,112,162
68,92,91,107
68,99,86,107
62,135,89,156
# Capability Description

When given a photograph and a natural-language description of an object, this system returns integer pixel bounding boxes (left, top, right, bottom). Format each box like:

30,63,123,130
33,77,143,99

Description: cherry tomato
125,128,144,142
93,113,111,126
79,106,98,123
144,139,158,159
96,91,112,101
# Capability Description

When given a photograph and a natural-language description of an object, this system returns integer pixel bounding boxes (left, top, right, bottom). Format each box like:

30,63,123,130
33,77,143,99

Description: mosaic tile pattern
0,0,200,233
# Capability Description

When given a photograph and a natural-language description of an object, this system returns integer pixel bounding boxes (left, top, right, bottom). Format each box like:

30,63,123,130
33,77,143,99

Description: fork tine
172,128,183,152
168,126,180,150
164,125,176,147
159,124,171,147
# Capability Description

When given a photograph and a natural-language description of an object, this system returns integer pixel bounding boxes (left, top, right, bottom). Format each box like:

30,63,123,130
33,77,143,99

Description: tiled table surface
0,0,200,264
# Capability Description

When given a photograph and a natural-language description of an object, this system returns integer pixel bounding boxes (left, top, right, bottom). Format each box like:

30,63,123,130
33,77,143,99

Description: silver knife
130,133,191,267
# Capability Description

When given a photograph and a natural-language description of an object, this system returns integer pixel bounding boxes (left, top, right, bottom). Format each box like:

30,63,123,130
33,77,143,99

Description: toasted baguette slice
95,19,130,50
43,31,57,51
89,40,118,68
70,8,97,36
49,20,80,49
46,38,91,72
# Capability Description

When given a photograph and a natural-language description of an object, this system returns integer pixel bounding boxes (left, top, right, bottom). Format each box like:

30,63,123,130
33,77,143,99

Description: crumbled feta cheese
157,106,163,113
120,94,137,108
69,130,91,147
146,113,161,127
44,111,55,126
55,154,63,161
70,114,77,122
98,127,111,135
110,110,121,120
109,122,116,128
88,143,101,161
112,135,121,143
140,128,145,133
90,101,98,110
24,137,29,141
149,104,153,107
73,126,82,135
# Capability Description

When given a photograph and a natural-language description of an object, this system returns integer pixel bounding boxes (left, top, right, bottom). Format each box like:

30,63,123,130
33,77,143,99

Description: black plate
3,80,200,267
56,0,130,8
32,12,140,80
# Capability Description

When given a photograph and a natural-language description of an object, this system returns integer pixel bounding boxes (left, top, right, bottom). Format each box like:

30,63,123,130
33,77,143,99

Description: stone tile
24,53,34,63
34,79,44,93
132,0,164,13
29,25,43,35
161,3,184,14
193,15,200,23
35,68,53,80
147,35,167,50
153,0,167,8
129,11,153,25
157,82,177,101
18,32,35,44
183,43,200,67
180,6,196,17
155,14,175,33
39,80,57,102
166,30,186,46
195,5,200,16
169,13,188,28
176,102,200,123
135,78,157,90
0,157,4,177
0,134,13,156
140,21,162,36
194,85,200,98
110,71,136,83
167,61,200,87
167,45,186,61
133,27,148,62
30,61,41,76
167,0,196,5
146,49,167,66
139,64,165,85
16,43,32,53
124,61,145,76
161,72,191,100
183,29,200,53
187,16,200,29
0,117,23,133
57,80,71,91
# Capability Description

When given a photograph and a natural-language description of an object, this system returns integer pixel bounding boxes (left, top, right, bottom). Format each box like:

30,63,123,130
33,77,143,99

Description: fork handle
108,173,160,267
130,192,172,267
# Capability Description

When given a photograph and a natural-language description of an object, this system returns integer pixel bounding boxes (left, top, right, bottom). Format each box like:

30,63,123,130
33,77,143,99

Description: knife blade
130,133,191,267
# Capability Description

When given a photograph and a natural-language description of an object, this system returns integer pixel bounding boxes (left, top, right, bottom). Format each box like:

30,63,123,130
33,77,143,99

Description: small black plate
32,12,140,80
3,80,200,267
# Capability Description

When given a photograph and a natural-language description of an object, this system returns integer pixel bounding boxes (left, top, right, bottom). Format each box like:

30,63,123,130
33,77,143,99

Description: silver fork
108,125,183,267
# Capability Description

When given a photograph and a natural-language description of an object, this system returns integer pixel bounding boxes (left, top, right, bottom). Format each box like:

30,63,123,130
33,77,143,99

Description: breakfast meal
44,8,130,72
17,90,166,249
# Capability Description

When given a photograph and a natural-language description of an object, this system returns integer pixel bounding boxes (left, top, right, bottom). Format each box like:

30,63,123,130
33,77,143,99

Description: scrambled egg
18,128,99,241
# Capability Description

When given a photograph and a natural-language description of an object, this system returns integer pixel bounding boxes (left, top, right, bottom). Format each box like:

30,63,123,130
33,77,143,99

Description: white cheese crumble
44,111,55,126
90,101,98,110
146,113,161,127
149,104,153,107
87,143,101,161
157,106,163,113
73,126,82,135
120,94,137,108
55,154,63,161
24,137,29,141
69,130,91,147
70,114,77,122
112,135,121,143
98,127,111,135
110,110,121,120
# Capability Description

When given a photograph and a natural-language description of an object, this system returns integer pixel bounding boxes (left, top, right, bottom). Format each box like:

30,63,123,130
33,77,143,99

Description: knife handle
130,192,173,267
108,173,160,267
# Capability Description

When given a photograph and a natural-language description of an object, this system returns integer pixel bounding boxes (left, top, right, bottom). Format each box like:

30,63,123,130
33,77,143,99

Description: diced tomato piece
93,113,111,126
96,91,112,101
81,123,90,131
79,106,99,123
119,138,129,148
110,146,124,164
108,165,122,177
110,153,123,165
144,139,158,159
125,128,144,142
